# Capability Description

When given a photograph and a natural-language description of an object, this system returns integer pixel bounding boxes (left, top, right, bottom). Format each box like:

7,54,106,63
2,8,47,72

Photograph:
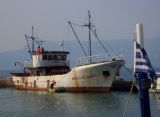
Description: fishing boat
11,11,125,92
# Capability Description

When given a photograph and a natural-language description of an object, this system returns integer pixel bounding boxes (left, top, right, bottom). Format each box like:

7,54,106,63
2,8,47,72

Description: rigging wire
69,15,113,58
90,28,111,58
68,21,87,56
82,14,89,27
69,22,83,27
89,14,114,52
69,21,88,49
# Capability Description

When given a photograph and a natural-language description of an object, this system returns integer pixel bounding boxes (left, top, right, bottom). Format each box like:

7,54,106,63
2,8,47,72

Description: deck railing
24,60,33,68
76,53,124,66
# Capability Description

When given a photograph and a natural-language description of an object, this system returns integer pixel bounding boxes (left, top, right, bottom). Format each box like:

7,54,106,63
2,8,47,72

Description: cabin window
48,55,52,60
39,55,42,60
62,55,67,60
57,55,61,60
53,55,57,60
43,55,47,60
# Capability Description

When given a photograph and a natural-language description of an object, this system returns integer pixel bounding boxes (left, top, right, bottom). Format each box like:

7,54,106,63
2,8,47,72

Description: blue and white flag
135,42,157,79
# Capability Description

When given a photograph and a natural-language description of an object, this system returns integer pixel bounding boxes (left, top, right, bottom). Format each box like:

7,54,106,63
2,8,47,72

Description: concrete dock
0,78,14,87
111,80,138,92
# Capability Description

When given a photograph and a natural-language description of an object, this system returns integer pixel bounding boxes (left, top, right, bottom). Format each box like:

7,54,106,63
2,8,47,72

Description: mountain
0,38,160,71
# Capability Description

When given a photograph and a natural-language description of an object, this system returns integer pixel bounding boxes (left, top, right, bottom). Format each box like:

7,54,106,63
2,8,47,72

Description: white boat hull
12,60,124,92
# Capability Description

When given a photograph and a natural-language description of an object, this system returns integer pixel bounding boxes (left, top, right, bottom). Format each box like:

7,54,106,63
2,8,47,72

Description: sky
0,0,160,52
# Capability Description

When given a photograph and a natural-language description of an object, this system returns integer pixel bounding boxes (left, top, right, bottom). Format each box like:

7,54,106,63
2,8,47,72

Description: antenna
58,41,64,51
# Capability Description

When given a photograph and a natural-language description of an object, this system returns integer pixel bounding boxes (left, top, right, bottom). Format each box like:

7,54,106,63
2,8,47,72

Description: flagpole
138,73,151,117
133,31,136,73
136,24,151,117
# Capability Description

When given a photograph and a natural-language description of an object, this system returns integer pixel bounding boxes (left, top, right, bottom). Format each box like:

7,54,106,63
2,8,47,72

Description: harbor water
0,71,160,117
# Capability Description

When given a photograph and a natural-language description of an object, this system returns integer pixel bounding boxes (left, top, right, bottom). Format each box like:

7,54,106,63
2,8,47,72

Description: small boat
11,11,125,92
149,72,160,93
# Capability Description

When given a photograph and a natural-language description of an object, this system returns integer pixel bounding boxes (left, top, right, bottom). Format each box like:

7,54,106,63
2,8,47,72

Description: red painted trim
32,51,69,55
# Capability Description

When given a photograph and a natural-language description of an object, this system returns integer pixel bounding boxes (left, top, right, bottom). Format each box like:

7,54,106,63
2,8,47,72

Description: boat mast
83,10,93,56
25,26,35,58
25,26,44,58
25,26,35,55
88,11,91,56
69,11,112,58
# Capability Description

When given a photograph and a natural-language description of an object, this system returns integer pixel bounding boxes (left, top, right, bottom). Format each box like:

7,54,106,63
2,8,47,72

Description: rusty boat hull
12,60,124,92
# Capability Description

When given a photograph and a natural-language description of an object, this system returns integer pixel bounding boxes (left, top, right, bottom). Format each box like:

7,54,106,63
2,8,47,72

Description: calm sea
0,71,160,117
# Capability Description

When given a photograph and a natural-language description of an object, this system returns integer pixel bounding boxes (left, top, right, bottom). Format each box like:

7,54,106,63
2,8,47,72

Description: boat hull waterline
12,60,124,92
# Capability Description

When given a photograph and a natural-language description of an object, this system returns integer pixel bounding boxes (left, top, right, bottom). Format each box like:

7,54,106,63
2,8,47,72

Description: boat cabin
26,47,70,76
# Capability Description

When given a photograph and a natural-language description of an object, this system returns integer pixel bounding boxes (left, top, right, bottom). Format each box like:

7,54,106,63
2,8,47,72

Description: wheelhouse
25,47,70,75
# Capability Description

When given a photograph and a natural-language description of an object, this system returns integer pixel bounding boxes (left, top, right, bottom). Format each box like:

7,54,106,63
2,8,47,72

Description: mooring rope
122,78,136,117
122,65,160,116
121,65,135,117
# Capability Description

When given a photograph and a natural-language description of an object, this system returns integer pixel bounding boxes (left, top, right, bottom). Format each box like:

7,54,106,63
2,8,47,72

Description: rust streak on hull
73,69,79,87
15,86,48,91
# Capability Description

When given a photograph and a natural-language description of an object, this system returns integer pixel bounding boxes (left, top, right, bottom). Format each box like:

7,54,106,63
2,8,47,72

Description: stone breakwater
0,78,14,87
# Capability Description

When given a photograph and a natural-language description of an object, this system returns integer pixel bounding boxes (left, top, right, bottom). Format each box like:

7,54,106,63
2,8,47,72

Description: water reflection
0,89,160,117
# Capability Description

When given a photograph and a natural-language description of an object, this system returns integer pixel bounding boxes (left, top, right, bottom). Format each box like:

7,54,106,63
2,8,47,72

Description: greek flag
135,42,157,79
